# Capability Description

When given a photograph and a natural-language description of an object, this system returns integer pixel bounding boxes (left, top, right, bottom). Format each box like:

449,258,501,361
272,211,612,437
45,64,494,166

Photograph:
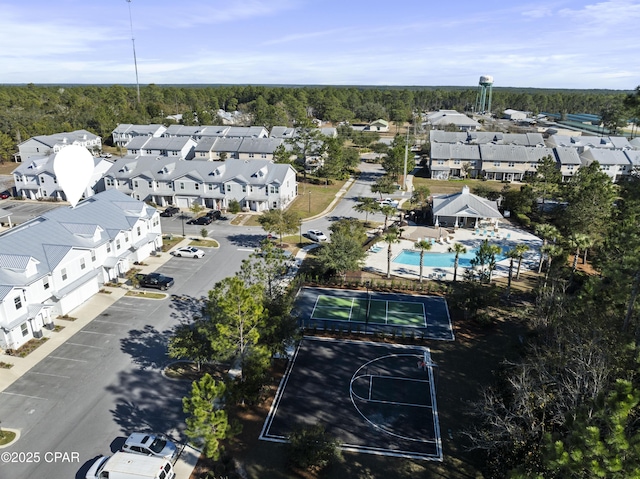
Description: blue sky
1,0,638,89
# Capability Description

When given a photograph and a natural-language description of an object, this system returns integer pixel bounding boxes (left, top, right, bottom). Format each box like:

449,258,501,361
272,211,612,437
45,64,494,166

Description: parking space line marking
237,248,255,251
93,319,131,326
66,342,105,349
1,391,47,400
28,371,71,379
49,356,88,362
78,330,115,336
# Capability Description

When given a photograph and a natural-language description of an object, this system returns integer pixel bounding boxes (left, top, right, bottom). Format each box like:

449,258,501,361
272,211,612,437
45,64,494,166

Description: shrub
228,199,241,214
287,423,341,471
515,213,531,227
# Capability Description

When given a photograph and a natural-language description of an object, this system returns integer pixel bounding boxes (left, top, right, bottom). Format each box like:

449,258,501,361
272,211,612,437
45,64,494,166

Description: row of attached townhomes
104,156,298,211
428,130,640,182
0,189,162,351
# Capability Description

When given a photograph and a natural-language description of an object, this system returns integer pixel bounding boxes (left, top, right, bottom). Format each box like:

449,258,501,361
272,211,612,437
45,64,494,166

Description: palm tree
447,243,467,282
514,244,530,280
535,223,560,273
505,247,521,297
568,233,589,272
353,197,379,226
382,227,401,278
415,239,432,283
541,244,563,289
380,205,398,231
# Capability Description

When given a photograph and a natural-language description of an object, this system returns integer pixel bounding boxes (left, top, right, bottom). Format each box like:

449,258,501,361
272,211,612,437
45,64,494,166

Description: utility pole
403,121,410,191
126,0,141,105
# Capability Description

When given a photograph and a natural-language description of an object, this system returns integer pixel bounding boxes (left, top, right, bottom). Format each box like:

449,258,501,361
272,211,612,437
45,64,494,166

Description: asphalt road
0,161,388,478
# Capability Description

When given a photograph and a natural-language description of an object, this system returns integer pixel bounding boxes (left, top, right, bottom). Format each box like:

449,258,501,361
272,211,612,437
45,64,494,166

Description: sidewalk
301,177,355,223
0,236,200,478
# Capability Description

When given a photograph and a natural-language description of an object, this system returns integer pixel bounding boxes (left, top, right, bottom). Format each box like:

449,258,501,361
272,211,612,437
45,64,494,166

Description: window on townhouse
273,201,277,208
437,160,445,165
195,183,200,190
116,239,121,250
53,178,57,183
21,323,29,337
137,226,141,236
242,185,246,193
453,160,460,165
149,181,153,188
180,182,185,190
226,184,231,192
62,268,68,281
146,149,152,155
43,277,50,290
80,258,86,270
274,186,279,194
91,250,96,262
106,242,111,253
249,153,255,158
208,184,213,190
508,162,515,168
261,154,267,159
14,296,22,310
40,175,45,183
494,161,501,167
134,180,139,188
568,165,574,171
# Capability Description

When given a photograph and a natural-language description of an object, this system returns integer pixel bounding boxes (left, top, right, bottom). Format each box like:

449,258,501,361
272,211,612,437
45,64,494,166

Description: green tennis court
311,294,427,327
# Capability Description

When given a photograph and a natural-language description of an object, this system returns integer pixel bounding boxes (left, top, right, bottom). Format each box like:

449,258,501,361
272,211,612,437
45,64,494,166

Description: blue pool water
393,247,507,268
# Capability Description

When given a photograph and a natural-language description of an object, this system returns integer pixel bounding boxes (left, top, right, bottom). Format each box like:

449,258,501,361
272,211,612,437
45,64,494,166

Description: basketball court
296,287,454,341
260,336,443,461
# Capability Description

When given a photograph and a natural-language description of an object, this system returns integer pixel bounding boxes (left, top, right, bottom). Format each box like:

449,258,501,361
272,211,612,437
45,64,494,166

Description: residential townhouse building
0,189,162,351
423,110,481,132
125,136,197,160
553,147,583,182
12,154,112,201
430,143,481,180
17,130,102,162
111,124,167,147
430,130,545,147
580,149,634,182
104,157,297,211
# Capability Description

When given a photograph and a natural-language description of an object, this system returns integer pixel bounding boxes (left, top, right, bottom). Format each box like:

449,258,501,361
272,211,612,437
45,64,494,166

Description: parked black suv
205,210,221,219
187,216,213,225
160,206,180,217
134,273,174,290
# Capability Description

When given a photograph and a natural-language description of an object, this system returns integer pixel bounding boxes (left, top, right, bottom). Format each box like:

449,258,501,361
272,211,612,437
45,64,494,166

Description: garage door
59,276,100,315
176,197,191,208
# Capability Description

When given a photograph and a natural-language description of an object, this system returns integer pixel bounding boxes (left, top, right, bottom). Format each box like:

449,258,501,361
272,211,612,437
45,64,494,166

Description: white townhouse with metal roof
17,130,102,162
12,154,113,201
0,189,162,351
545,134,632,152
104,157,297,211
112,124,167,147
424,110,481,132
554,147,583,182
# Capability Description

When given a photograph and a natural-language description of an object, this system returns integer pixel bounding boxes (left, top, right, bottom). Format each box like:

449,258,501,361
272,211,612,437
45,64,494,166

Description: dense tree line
0,83,632,161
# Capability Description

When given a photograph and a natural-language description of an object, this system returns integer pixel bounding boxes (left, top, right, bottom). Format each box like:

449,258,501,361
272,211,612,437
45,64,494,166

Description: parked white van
86,451,175,479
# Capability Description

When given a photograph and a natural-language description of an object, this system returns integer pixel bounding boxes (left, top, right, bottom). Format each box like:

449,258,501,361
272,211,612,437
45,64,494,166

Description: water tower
475,75,494,114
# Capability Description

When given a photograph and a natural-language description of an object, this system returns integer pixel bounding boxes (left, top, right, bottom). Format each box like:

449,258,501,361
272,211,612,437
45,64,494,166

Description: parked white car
121,432,178,461
378,198,399,208
307,229,328,242
170,246,205,258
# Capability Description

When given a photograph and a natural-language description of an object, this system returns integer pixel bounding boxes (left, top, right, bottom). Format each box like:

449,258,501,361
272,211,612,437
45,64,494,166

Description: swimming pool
393,247,507,268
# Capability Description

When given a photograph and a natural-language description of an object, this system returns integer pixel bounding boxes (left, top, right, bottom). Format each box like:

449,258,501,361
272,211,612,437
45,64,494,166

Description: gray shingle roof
432,187,502,219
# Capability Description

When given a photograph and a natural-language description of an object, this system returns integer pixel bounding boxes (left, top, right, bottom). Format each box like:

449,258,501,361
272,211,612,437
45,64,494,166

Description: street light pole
308,191,311,213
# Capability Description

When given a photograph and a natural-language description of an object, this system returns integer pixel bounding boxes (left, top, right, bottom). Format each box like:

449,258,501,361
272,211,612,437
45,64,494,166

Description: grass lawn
189,238,219,248
0,430,17,446
125,291,167,299
412,172,520,196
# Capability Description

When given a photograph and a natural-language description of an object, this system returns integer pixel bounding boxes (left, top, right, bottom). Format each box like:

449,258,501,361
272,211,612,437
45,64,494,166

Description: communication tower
475,75,494,114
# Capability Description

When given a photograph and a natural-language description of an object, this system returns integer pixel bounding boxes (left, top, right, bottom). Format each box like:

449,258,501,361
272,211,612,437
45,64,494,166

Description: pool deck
365,222,542,281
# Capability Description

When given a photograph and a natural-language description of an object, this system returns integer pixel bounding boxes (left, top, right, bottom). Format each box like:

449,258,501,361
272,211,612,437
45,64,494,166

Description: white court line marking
27,371,71,379
348,298,356,321
66,342,105,349
1,391,47,400
49,356,87,362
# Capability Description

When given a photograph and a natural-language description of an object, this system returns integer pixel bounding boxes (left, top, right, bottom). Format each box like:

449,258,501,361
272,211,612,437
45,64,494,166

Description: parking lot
0,236,254,478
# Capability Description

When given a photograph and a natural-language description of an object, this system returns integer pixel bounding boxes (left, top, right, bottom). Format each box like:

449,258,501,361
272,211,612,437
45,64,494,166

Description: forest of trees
0,83,634,162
